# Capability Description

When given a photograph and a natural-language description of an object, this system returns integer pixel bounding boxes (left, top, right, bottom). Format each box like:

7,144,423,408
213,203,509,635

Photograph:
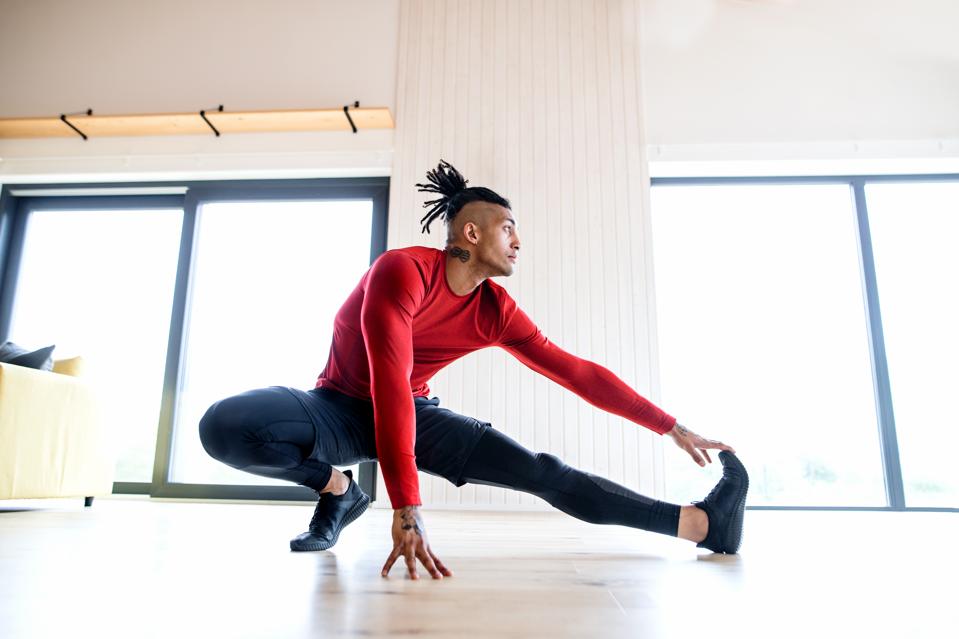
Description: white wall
3,0,957,176
382,0,666,510
0,0,400,180
0,0,398,117
640,0,959,165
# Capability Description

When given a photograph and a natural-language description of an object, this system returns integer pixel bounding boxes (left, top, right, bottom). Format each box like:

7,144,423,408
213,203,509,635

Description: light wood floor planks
0,496,955,639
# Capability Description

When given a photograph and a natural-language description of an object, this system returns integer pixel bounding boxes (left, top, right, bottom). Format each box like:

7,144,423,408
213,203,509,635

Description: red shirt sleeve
359,251,426,509
497,306,678,435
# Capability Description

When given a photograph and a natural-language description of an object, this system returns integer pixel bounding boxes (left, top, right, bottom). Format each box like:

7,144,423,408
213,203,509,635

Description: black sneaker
290,469,371,552
691,451,749,554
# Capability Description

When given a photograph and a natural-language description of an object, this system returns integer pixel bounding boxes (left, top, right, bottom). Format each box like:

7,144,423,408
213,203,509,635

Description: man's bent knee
198,392,292,465
199,393,264,462
198,400,229,461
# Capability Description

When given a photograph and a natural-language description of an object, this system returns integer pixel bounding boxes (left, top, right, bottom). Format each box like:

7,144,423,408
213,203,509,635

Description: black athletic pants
198,386,680,537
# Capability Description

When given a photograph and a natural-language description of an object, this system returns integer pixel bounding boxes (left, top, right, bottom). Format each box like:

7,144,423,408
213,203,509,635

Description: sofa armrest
0,362,115,499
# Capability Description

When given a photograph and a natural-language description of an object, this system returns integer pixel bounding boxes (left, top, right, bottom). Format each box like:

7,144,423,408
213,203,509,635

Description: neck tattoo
448,246,470,262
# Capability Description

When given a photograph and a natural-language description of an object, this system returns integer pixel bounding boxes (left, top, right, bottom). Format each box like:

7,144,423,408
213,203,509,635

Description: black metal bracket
199,104,224,136
343,101,360,133
60,109,93,140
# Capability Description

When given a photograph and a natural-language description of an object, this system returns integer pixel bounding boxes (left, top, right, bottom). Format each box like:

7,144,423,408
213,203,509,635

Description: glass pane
867,182,959,507
9,207,183,482
650,184,886,506
170,200,373,485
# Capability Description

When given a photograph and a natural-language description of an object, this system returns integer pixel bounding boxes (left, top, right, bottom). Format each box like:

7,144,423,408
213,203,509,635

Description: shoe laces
307,477,353,531
702,483,723,506
307,493,328,532
702,458,742,506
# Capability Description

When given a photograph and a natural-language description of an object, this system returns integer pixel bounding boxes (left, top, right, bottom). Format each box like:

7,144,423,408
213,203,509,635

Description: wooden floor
0,496,954,639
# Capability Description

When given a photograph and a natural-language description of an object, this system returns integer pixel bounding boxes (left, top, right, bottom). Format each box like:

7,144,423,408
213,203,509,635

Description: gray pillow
0,341,56,371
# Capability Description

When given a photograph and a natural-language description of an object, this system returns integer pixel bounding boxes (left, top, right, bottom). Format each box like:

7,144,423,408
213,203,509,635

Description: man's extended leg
458,427,748,552
457,427,686,536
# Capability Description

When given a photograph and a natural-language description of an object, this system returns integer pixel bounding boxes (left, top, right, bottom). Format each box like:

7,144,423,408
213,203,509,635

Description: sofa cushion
0,342,56,371
52,356,85,377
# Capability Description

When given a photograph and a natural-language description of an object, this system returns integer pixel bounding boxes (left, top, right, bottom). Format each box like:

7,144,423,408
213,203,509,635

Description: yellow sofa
0,357,115,505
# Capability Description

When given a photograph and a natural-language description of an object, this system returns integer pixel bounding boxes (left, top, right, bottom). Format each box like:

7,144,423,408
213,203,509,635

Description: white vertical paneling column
377,0,669,510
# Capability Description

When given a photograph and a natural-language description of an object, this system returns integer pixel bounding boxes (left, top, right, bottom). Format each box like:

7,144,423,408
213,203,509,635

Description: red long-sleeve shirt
315,246,677,508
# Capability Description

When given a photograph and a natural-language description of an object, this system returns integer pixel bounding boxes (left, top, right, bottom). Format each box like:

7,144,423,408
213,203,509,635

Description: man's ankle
678,504,708,543
321,469,350,496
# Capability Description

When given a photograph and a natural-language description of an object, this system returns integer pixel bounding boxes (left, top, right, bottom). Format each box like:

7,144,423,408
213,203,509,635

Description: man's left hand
666,422,736,467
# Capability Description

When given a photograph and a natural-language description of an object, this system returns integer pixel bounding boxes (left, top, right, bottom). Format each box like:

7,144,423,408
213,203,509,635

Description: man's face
476,205,521,277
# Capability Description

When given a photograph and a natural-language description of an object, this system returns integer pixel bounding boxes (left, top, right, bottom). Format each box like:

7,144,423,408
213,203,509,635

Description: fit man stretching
199,160,749,580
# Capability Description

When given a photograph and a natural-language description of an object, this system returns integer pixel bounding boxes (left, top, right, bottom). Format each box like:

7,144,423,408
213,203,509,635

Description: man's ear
464,222,481,244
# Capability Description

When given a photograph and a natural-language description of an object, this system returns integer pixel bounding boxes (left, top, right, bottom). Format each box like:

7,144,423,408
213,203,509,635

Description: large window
866,182,959,507
650,184,884,506
650,176,958,510
8,203,182,483
169,200,374,485
0,179,388,501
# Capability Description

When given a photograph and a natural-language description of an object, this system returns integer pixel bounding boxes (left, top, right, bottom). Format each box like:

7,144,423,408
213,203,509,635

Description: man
199,160,748,581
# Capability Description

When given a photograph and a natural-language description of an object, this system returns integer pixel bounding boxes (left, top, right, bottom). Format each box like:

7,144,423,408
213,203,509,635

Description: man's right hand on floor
381,505,453,580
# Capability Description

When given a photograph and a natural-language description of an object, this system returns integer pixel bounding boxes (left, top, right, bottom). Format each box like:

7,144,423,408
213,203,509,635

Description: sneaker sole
289,493,371,552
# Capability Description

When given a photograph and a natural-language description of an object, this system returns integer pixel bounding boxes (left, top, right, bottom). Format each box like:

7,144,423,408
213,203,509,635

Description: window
9,205,182,482
169,200,374,485
866,182,959,507
0,179,388,501
650,183,885,506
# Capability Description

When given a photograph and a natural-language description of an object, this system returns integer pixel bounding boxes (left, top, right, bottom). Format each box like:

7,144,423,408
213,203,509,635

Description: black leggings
199,386,680,538
459,428,680,537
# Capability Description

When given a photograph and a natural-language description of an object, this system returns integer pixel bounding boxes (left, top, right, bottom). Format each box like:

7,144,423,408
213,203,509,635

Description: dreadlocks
415,159,511,235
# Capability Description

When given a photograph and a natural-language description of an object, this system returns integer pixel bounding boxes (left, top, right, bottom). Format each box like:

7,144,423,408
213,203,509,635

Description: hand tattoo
448,246,470,262
675,423,690,437
399,506,423,537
